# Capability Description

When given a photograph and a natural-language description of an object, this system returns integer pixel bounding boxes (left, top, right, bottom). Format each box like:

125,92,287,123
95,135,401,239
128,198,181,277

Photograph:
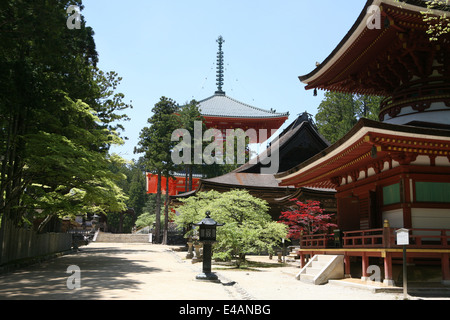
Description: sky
81,0,366,161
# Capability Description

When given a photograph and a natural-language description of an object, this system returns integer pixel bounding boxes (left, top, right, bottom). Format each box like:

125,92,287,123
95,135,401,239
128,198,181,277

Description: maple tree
279,200,337,239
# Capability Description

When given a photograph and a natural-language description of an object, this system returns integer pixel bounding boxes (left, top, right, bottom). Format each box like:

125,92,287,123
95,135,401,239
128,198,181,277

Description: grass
213,259,290,271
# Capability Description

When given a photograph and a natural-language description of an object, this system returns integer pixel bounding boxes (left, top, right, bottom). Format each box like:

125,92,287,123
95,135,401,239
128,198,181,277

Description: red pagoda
276,0,450,286
198,36,289,143
147,36,289,196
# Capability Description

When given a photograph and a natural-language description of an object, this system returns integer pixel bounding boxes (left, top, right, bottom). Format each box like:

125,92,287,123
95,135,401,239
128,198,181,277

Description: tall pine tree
136,97,180,243
0,1,131,229
315,92,382,144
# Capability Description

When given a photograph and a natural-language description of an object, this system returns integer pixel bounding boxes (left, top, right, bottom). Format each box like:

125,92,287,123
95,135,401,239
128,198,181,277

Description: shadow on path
0,245,164,300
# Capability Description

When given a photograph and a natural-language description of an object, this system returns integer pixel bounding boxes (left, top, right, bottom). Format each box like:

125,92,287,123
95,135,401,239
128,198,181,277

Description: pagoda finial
215,36,225,95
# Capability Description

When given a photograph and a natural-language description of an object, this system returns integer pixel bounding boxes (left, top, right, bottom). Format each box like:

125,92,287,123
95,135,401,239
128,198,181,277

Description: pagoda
198,36,289,143
171,113,336,220
276,0,450,285
147,36,289,196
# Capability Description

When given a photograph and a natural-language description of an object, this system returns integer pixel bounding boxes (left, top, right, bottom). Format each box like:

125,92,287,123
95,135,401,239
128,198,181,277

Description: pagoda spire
215,36,225,95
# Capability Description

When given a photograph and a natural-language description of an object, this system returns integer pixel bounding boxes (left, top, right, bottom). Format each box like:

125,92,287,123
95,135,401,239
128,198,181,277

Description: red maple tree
279,200,337,240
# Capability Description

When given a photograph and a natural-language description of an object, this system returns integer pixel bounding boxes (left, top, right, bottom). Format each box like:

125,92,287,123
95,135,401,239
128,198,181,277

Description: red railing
298,228,450,249
300,233,335,249
379,77,450,121
405,229,450,249
343,228,385,248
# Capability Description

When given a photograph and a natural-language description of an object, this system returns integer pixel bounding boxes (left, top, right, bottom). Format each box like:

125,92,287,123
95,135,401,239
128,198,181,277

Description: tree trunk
189,165,193,191
162,176,170,245
119,211,124,233
154,171,162,243
185,165,189,192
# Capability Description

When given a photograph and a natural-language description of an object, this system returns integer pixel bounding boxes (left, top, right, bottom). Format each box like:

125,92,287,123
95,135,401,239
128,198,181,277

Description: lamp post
396,228,410,300
194,211,224,282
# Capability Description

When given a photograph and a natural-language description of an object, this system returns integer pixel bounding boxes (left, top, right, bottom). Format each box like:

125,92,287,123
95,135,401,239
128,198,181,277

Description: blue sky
82,0,365,161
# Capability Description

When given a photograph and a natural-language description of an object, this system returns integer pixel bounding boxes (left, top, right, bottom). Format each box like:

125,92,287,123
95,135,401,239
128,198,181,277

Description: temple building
170,112,337,220
199,36,289,143
276,0,450,285
198,93,289,143
147,36,289,197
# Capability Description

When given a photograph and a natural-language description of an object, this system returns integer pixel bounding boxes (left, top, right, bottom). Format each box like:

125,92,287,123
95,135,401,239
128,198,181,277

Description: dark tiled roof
204,172,284,188
198,93,289,119
234,113,330,174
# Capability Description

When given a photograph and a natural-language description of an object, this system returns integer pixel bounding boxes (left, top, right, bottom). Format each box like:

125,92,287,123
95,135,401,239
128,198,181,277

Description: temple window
383,183,401,206
415,182,450,203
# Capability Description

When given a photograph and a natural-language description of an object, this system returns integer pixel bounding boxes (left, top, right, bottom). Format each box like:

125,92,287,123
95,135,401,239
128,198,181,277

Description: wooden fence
0,218,73,266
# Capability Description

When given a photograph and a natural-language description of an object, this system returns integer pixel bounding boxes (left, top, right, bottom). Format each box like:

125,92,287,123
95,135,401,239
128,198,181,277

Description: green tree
175,190,288,267
395,0,450,41
177,100,206,190
315,92,382,144
0,1,130,229
135,211,156,230
135,97,180,243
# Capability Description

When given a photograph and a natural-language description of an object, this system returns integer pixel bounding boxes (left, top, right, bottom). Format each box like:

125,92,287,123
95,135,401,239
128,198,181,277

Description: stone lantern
193,211,224,281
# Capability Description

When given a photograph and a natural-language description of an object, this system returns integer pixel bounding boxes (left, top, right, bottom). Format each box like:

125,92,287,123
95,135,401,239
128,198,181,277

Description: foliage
176,100,205,189
135,96,180,243
396,0,450,41
175,189,288,267
0,1,131,228
107,211,135,234
135,212,156,229
279,200,337,240
315,92,382,144
109,156,149,217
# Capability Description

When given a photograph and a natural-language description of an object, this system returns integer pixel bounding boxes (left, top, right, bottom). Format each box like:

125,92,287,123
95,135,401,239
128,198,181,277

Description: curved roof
198,92,289,119
234,112,330,174
276,118,450,188
299,0,450,96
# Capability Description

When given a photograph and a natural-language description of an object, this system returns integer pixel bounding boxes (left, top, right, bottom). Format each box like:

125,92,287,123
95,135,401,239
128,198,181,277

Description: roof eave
276,119,450,185
299,0,444,89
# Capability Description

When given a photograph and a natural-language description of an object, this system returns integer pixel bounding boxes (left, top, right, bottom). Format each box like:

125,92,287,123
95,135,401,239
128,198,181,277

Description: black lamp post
194,211,224,281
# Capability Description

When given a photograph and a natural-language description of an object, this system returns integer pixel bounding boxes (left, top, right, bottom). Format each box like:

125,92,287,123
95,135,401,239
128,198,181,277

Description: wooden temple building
170,112,337,220
199,36,289,143
276,0,450,285
147,36,289,196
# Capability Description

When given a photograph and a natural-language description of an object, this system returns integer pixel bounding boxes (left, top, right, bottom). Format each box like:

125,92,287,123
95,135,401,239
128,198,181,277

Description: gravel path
0,242,439,301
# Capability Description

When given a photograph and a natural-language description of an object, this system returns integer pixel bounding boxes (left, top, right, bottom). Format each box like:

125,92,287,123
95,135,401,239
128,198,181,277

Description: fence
0,218,73,266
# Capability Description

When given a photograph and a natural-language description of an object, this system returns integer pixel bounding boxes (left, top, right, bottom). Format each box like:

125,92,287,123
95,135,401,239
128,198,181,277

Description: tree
0,1,131,229
395,0,450,41
315,92,382,144
279,200,337,240
135,97,180,243
135,211,156,230
177,100,206,190
175,190,288,267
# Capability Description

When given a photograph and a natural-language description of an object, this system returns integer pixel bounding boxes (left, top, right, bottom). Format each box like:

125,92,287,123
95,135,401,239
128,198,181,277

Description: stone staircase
296,255,344,285
94,232,151,243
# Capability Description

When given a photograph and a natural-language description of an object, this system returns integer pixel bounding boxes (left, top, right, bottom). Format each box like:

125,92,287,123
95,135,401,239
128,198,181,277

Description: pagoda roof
203,172,285,189
276,118,450,189
299,0,450,96
198,92,289,120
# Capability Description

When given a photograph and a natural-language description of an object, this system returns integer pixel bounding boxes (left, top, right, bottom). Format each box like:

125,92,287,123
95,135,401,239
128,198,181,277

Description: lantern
193,211,224,282
194,211,223,243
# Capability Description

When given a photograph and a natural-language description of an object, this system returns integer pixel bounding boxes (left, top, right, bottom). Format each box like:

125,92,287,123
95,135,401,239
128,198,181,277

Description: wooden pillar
383,251,395,286
383,220,392,248
402,177,412,229
442,253,450,285
344,254,351,278
402,206,412,229
300,252,306,268
361,253,369,281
